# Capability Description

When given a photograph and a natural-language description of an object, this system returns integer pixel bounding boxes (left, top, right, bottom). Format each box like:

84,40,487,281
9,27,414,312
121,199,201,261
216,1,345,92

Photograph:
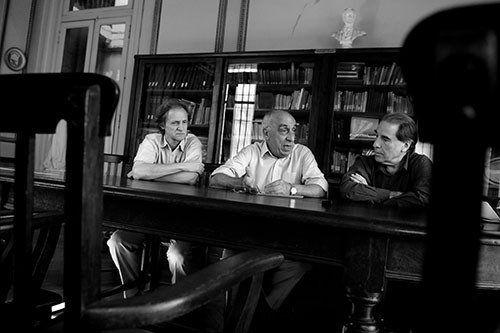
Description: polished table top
2,167,500,258
26,170,430,235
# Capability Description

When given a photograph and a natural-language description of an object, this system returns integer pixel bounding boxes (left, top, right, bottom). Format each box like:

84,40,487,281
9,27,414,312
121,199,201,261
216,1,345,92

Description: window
69,0,130,12
41,1,135,172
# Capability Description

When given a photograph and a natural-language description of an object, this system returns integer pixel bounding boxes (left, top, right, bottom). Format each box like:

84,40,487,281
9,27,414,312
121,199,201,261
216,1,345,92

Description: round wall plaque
4,47,27,71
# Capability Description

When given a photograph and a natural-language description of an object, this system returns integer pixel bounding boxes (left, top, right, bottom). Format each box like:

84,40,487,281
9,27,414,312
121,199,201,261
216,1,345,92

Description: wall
157,0,220,53
157,0,500,54
0,0,34,159
0,0,32,73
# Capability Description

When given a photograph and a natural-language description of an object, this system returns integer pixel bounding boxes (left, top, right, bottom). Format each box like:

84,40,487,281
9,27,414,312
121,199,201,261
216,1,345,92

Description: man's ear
262,127,269,139
402,140,411,153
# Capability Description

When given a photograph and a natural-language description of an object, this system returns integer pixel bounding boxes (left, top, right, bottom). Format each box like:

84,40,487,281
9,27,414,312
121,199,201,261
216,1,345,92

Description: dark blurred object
401,3,500,332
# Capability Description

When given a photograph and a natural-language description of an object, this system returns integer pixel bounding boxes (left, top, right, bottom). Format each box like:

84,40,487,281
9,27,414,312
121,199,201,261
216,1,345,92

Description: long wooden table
2,169,500,332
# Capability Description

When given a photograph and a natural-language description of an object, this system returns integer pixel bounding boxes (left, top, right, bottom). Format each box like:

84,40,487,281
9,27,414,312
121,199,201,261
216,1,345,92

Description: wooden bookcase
322,48,414,195
124,50,329,172
214,50,327,164
123,47,500,208
124,53,223,169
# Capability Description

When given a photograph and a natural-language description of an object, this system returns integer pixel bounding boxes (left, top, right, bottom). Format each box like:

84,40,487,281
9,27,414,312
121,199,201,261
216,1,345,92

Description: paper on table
256,193,304,199
481,201,500,222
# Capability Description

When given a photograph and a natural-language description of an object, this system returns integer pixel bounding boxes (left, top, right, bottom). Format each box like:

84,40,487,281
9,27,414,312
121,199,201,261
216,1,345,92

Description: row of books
336,62,405,85
143,96,212,126
386,92,414,115
330,149,372,174
363,62,405,85
295,123,309,145
333,90,412,114
257,88,311,110
225,90,312,111
227,65,314,85
333,90,368,113
147,64,215,90
181,98,212,125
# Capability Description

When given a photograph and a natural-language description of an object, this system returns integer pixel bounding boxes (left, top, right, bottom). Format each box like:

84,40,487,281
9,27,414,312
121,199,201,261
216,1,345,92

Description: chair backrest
197,163,220,187
84,249,284,333
401,3,500,332
104,153,129,178
0,73,119,331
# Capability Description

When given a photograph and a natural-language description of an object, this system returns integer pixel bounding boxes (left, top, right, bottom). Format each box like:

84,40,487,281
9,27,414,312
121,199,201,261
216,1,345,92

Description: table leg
342,234,387,333
342,289,381,333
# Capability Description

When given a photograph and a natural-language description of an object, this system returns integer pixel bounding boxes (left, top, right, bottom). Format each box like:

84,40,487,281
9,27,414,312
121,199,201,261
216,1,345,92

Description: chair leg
0,232,14,301
142,235,163,291
224,273,265,333
31,219,63,291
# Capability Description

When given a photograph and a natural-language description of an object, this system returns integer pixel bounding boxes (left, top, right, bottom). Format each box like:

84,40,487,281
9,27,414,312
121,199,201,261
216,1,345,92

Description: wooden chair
104,153,129,178
401,3,500,332
1,130,64,326
0,72,119,332
197,163,220,188
0,72,284,333
0,204,64,326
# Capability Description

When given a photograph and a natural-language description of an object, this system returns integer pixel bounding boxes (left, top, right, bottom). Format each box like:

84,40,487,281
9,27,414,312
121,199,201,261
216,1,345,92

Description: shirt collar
161,134,187,152
398,152,410,171
377,152,411,174
259,141,293,161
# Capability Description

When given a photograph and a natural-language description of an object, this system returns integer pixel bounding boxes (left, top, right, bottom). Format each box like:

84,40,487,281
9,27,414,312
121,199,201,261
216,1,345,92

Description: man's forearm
209,173,243,190
130,162,186,180
295,184,326,198
156,171,199,185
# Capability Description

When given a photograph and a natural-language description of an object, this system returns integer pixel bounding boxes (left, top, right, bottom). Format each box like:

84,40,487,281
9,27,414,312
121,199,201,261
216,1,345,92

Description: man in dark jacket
340,112,432,207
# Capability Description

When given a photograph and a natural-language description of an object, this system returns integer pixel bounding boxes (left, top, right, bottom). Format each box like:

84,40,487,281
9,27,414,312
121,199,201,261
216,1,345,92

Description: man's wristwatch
290,186,297,196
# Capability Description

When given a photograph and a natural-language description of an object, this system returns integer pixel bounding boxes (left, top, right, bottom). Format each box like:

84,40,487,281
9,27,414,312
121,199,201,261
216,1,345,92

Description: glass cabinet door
216,57,315,163
129,59,217,163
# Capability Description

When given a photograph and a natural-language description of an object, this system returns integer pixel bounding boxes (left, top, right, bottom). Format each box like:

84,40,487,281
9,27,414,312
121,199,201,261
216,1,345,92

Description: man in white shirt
108,99,205,297
210,110,328,311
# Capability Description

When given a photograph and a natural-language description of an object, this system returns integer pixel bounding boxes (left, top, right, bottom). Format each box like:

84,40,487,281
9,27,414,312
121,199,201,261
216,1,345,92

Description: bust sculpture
332,8,366,48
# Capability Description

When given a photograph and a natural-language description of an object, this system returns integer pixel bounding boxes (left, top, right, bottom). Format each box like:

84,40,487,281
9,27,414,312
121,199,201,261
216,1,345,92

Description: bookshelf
123,48,418,185
124,54,222,166
124,50,327,173
324,48,415,193
215,51,322,164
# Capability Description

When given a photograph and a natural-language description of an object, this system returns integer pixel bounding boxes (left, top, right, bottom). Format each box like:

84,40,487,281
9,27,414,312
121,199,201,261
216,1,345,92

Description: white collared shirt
134,133,202,164
211,141,328,192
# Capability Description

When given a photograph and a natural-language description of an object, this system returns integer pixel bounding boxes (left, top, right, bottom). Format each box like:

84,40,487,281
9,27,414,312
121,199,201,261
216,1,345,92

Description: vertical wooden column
64,84,105,332
13,131,35,330
343,233,387,333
